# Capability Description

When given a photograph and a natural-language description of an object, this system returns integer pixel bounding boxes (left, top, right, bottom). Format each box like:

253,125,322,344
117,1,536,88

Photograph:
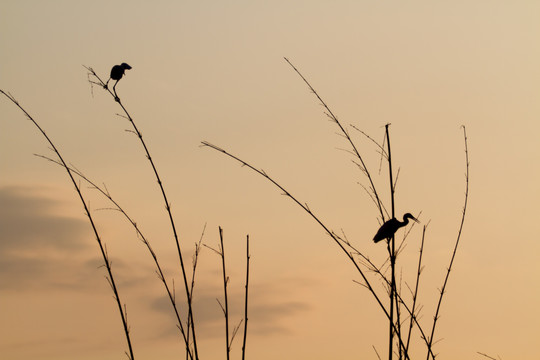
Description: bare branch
85,66,200,359
201,140,412,360
242,235,250,360
425,126,470,359
284,57,386,221
1,89,135,360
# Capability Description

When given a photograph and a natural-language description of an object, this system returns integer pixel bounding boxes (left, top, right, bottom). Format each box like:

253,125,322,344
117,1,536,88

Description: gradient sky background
1,1,539,359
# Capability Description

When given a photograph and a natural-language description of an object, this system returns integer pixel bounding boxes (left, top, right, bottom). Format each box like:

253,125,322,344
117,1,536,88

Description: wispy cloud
0,186,89,250
0,186,95,290
149,277,312,340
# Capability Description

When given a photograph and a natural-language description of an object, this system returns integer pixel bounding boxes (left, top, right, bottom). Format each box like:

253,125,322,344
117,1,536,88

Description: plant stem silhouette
202,60,470,359
242,235,250,360
37,154,195,360
219,227,231,360
386,124,396,360
405,225,427,354
344,224,434,356
204,228,244,360
186,228,205,360
85,66,199,359
283,60,412,358
425,126,470,359
1,90,135,360
284,57,386,221
201,140,412,360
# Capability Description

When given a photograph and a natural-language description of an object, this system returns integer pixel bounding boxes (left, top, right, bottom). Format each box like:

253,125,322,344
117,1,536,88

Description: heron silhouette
373,213,419,243
104,63,132,101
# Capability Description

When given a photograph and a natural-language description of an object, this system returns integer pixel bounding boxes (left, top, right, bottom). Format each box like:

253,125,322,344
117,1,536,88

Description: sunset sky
1,1,539,359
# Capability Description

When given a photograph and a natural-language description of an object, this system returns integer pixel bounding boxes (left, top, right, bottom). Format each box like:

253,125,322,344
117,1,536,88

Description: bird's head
121,63,132,70
403,213,419,223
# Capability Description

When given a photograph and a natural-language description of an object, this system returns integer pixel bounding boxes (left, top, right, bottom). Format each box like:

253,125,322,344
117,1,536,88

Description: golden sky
1,1,539,359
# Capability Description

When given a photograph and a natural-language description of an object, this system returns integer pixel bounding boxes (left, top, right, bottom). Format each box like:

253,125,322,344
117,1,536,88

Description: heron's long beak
412,216,420,223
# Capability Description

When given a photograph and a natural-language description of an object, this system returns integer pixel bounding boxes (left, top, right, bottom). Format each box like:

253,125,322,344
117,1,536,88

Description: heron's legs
112,80,120,102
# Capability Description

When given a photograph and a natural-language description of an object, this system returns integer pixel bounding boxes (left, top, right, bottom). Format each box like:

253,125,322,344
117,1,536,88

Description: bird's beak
412,216,420,223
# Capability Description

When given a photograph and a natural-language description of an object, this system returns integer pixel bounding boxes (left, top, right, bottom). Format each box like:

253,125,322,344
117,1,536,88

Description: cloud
149,277,311,340
0,185,314,340
0,186,94,290
0,185,173,296
0,186,90,251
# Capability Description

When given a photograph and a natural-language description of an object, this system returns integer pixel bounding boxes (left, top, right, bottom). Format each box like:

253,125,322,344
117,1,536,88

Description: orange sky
1,1,540,359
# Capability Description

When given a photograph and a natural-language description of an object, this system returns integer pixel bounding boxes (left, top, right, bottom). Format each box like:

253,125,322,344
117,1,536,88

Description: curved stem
425,126,470,359
39,156,194,359
201,141,411,360
284,58,386,221
405,225,427,353
1,90,135,360
85,67,199,359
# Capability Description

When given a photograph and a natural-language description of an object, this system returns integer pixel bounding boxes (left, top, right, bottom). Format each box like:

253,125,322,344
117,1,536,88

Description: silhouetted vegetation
203,58,470,360
1,57,470,360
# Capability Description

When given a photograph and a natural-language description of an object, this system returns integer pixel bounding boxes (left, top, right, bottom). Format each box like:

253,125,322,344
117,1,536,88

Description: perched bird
104,63,132,101
373,213,419,243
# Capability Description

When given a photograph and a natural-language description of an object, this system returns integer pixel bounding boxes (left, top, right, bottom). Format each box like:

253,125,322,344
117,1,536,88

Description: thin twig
218,227,230,360
344,221,434,358
374,345,382,360
385,124,396,360
350,124,389,159
242,235,250,360
186,225,206,360
230,320,243,349
1,90,135,360
201,141,411,360
85,66,199,359
405,225,427,353
476,352,498,360
36,154,195,359
425,126,470,359
284,58,386,221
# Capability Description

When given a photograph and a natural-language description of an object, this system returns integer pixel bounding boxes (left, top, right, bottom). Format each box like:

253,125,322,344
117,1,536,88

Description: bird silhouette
373,213,418,243
104,63,132,101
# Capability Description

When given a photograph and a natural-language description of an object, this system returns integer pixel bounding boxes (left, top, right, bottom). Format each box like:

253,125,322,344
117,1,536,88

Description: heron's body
373,213,418,243
105,63,132,101
110,63,131,81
